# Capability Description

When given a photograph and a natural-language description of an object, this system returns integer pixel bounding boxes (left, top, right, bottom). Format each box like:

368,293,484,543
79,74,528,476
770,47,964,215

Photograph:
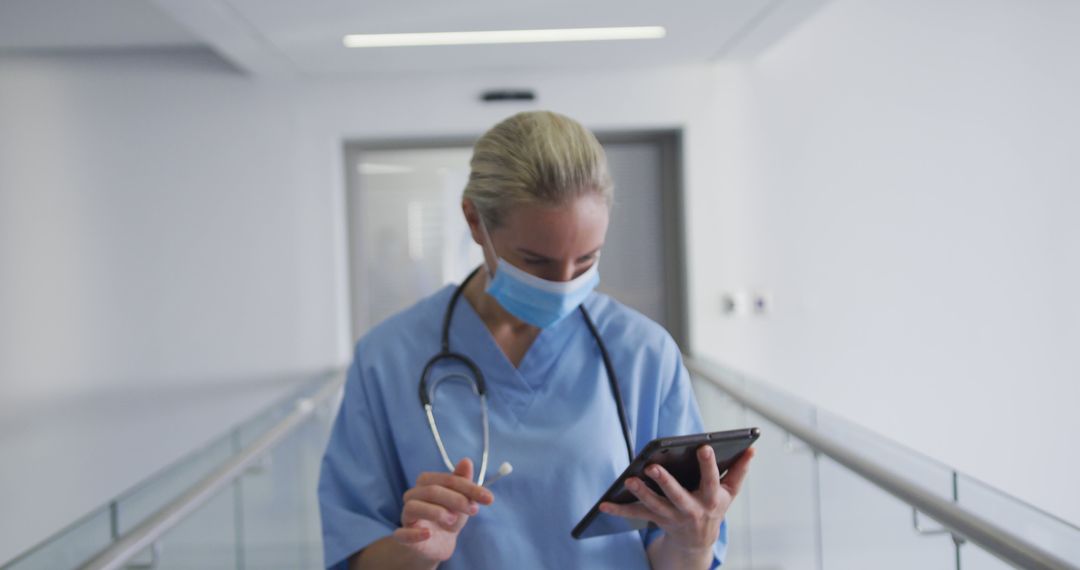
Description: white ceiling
0,0,200,50
0,0,828,76
215,0,767,75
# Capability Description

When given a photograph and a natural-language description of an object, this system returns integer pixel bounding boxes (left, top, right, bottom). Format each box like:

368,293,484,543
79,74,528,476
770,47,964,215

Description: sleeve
318,356,405,570
640,348,729,569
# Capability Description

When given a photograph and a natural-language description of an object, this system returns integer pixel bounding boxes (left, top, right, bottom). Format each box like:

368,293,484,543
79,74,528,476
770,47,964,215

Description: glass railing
7,359,1077,570
1,371,340,570
689,358,1080,570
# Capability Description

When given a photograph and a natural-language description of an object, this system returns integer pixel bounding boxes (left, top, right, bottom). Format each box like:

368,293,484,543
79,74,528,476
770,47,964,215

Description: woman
318,111,753,569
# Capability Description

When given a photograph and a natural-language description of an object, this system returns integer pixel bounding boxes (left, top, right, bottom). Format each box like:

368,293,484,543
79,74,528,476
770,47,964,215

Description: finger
392,526,430,544
599,501,662,524
720,447,755,496
454,457,473,480
623,477,678,522
417,471,494,505
402,500,460,531
697,445,722,500
644,463,697,514
404,485,478,516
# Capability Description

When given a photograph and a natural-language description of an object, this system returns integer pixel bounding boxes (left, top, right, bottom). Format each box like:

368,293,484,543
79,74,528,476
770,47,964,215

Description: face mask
478,217,600,328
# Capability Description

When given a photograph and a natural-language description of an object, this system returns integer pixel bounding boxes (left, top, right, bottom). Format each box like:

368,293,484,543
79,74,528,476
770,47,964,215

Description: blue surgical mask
478,218,600,328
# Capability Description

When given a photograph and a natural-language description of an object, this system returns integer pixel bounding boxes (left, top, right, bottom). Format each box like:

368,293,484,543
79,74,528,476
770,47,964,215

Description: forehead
498,195,609,257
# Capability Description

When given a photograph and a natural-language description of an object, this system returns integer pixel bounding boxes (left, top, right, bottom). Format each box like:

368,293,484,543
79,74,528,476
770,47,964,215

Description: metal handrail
685,357,1078,570
78,369,346,570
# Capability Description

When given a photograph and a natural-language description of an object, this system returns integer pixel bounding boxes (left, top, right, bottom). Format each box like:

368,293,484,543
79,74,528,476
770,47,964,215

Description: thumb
721,447,755,496
454,457,474,480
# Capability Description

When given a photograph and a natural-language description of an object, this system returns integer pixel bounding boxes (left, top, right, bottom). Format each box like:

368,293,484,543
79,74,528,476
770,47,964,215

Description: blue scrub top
318,285,727,569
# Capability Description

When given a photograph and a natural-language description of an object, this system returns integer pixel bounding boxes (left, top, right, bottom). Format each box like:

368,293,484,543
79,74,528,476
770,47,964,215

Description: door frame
341,129,689,349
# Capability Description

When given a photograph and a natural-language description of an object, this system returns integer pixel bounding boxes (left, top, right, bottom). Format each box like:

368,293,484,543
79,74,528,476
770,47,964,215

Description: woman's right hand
393,458,494,564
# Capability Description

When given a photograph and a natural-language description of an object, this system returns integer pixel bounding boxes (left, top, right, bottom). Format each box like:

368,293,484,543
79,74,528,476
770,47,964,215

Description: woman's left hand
599,445,755,556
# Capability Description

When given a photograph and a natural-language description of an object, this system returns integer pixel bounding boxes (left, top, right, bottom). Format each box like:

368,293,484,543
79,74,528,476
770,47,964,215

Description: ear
461,199,484,246
462,199,498,275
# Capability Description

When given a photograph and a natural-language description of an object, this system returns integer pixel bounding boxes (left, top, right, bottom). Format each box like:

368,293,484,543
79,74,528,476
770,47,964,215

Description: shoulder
353,285,455,366
582,291,680,359
583,292,695,439
581,291,684,398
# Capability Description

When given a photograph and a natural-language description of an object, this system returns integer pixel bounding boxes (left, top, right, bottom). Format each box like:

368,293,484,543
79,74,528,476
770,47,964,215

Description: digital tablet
571,427,760,539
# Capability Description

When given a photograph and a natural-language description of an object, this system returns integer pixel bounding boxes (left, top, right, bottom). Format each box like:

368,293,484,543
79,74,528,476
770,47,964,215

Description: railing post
232,429,247,570
109,501,119,542
809,409,825,570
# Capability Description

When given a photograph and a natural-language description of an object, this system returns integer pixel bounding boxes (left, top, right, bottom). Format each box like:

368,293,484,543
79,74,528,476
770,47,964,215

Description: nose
546,260,591,283
553,262,576,282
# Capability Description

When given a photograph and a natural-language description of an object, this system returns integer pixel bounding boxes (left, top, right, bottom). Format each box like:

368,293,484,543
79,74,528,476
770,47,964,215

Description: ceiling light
343,26,666,48
358,163,415,175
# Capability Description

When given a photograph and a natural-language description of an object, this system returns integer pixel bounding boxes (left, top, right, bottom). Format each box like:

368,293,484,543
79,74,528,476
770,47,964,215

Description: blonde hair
464,111,613,228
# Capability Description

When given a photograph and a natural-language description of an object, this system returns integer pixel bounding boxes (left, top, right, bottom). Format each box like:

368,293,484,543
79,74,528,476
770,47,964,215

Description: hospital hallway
2,1,1078,569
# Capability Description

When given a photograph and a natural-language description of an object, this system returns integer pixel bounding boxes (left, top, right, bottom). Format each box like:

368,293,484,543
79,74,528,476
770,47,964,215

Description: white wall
0,49,341,407
0,48,347,563
689,0,1080,525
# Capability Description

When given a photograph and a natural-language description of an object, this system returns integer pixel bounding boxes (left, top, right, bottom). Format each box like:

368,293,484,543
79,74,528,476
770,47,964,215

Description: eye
577,251,601,263
523,258,548,265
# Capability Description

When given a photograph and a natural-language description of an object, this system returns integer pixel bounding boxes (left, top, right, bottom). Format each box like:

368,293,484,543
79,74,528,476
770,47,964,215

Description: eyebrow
517,246,602,261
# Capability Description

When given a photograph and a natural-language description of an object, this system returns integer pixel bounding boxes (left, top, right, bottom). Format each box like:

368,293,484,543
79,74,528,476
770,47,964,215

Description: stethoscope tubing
418,267,634,484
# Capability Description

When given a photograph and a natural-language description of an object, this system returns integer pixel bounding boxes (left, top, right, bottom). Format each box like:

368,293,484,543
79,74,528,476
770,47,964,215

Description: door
342,131,687,348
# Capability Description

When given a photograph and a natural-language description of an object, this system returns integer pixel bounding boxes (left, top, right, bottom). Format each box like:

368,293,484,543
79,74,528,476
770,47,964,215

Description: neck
463,266,537,335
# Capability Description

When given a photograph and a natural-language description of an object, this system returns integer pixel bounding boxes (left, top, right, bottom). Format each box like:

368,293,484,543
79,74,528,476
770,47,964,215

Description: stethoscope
419,267,635,485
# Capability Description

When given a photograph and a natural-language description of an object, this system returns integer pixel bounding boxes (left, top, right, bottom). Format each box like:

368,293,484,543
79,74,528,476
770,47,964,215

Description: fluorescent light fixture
343,26,666,48
358,162,415,175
